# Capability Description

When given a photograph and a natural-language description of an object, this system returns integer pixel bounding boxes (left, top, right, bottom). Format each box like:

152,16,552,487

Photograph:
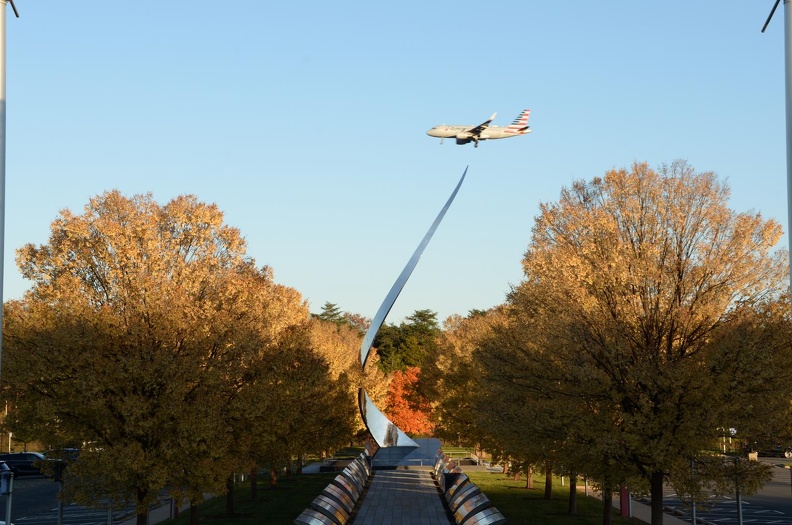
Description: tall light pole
0,0,15,503
0,0,17,397
0,0,19,406
763,0,792,295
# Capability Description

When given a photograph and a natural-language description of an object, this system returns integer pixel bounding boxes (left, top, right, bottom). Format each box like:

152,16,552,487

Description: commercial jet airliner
426,109,532,147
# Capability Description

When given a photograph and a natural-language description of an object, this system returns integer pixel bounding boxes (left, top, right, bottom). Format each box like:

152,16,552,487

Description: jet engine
455,138,472,145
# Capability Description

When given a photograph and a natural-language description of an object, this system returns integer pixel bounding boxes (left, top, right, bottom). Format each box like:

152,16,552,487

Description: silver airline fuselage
426,109,532,147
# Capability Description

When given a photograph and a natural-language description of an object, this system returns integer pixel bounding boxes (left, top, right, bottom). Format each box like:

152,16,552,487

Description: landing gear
474,139,479,148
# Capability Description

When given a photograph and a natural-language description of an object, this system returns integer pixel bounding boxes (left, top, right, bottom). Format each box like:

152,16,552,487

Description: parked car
42,448,78,462
0,452,45,476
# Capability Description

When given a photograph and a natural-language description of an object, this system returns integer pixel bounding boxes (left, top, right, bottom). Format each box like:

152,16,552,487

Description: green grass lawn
441,449,476,459
465,471,638,525
159,473,338,525
158,469,640,525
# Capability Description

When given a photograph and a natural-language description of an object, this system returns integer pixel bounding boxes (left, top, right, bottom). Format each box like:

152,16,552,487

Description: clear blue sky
2,1,788,325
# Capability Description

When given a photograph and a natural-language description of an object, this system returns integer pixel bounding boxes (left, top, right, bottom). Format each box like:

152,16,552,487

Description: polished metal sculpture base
359,390,418,449
371,446,423,468
371,438,442,469
358,168,468,461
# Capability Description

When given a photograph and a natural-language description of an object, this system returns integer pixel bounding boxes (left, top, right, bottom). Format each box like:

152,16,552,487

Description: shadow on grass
466,471,641,525
159,473,337,525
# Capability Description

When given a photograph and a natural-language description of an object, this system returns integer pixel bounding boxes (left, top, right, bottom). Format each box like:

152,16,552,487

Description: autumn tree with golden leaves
237,324,357,491
491,162,791,525
3,191,352,525
418,309,507,447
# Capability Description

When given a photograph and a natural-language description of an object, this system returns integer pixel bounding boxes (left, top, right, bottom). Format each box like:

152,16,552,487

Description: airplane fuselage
426,125,531,141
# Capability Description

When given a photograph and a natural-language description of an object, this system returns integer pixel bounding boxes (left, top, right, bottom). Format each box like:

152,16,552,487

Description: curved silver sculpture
359,167,467,459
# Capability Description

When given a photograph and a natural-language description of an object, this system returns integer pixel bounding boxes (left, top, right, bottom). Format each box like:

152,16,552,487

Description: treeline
3,161,792,525
1,192,372,525
416,162,792,525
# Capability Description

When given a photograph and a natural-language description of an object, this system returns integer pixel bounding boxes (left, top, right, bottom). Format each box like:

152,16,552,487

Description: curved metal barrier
432,449,507,525
294,451,372,525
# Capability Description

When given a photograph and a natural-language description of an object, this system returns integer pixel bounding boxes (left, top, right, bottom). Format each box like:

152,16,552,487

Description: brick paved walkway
352,469,452,525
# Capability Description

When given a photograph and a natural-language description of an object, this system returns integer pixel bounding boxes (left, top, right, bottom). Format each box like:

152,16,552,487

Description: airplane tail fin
506,109,531,131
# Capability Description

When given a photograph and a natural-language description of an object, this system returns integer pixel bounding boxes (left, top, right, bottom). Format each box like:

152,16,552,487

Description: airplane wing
465,112,497,137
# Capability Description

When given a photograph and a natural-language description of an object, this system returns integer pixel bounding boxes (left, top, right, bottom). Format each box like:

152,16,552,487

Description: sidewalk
118,499,185,525
611,493,690,525
351,469,451,525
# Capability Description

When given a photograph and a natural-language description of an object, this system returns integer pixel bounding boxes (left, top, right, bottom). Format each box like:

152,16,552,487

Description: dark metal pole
735,460,744,525
691,460,697,525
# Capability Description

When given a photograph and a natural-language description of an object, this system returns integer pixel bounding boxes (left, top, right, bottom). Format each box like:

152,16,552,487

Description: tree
471,312,641,519
374,309,440,373
505,162,790,525
308,315,362,381
308,314,371,435
2,191,308,524
341,312,370,335
384,367,433,436
240,325,357,489
312,302,345,327
703,297,792,449
311,303,369,335
418,308,507,447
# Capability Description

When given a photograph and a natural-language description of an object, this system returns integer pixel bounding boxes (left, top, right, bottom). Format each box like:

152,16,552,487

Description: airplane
426,109,532,147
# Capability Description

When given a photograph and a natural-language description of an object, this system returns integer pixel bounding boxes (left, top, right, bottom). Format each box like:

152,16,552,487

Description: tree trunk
250,468,258,500
526,465,534,489
568,471,577,515
189,502,199,525
602,488,613,525
226,475,235,517
544,463,552,500
650,470,664,525
135,489,149,525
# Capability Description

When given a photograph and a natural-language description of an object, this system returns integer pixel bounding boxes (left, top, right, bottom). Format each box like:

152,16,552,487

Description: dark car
42,448,78,462
0,452,45,476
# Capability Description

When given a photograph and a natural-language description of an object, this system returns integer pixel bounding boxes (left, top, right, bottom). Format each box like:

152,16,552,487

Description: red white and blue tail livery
426,109,532,147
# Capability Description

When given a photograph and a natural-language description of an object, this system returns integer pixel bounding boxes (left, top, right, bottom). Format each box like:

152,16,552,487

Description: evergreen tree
374,309,439,373
313,302,345,327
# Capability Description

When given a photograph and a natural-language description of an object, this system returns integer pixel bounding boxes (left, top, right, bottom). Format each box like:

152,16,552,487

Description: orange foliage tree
384,366,434,437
